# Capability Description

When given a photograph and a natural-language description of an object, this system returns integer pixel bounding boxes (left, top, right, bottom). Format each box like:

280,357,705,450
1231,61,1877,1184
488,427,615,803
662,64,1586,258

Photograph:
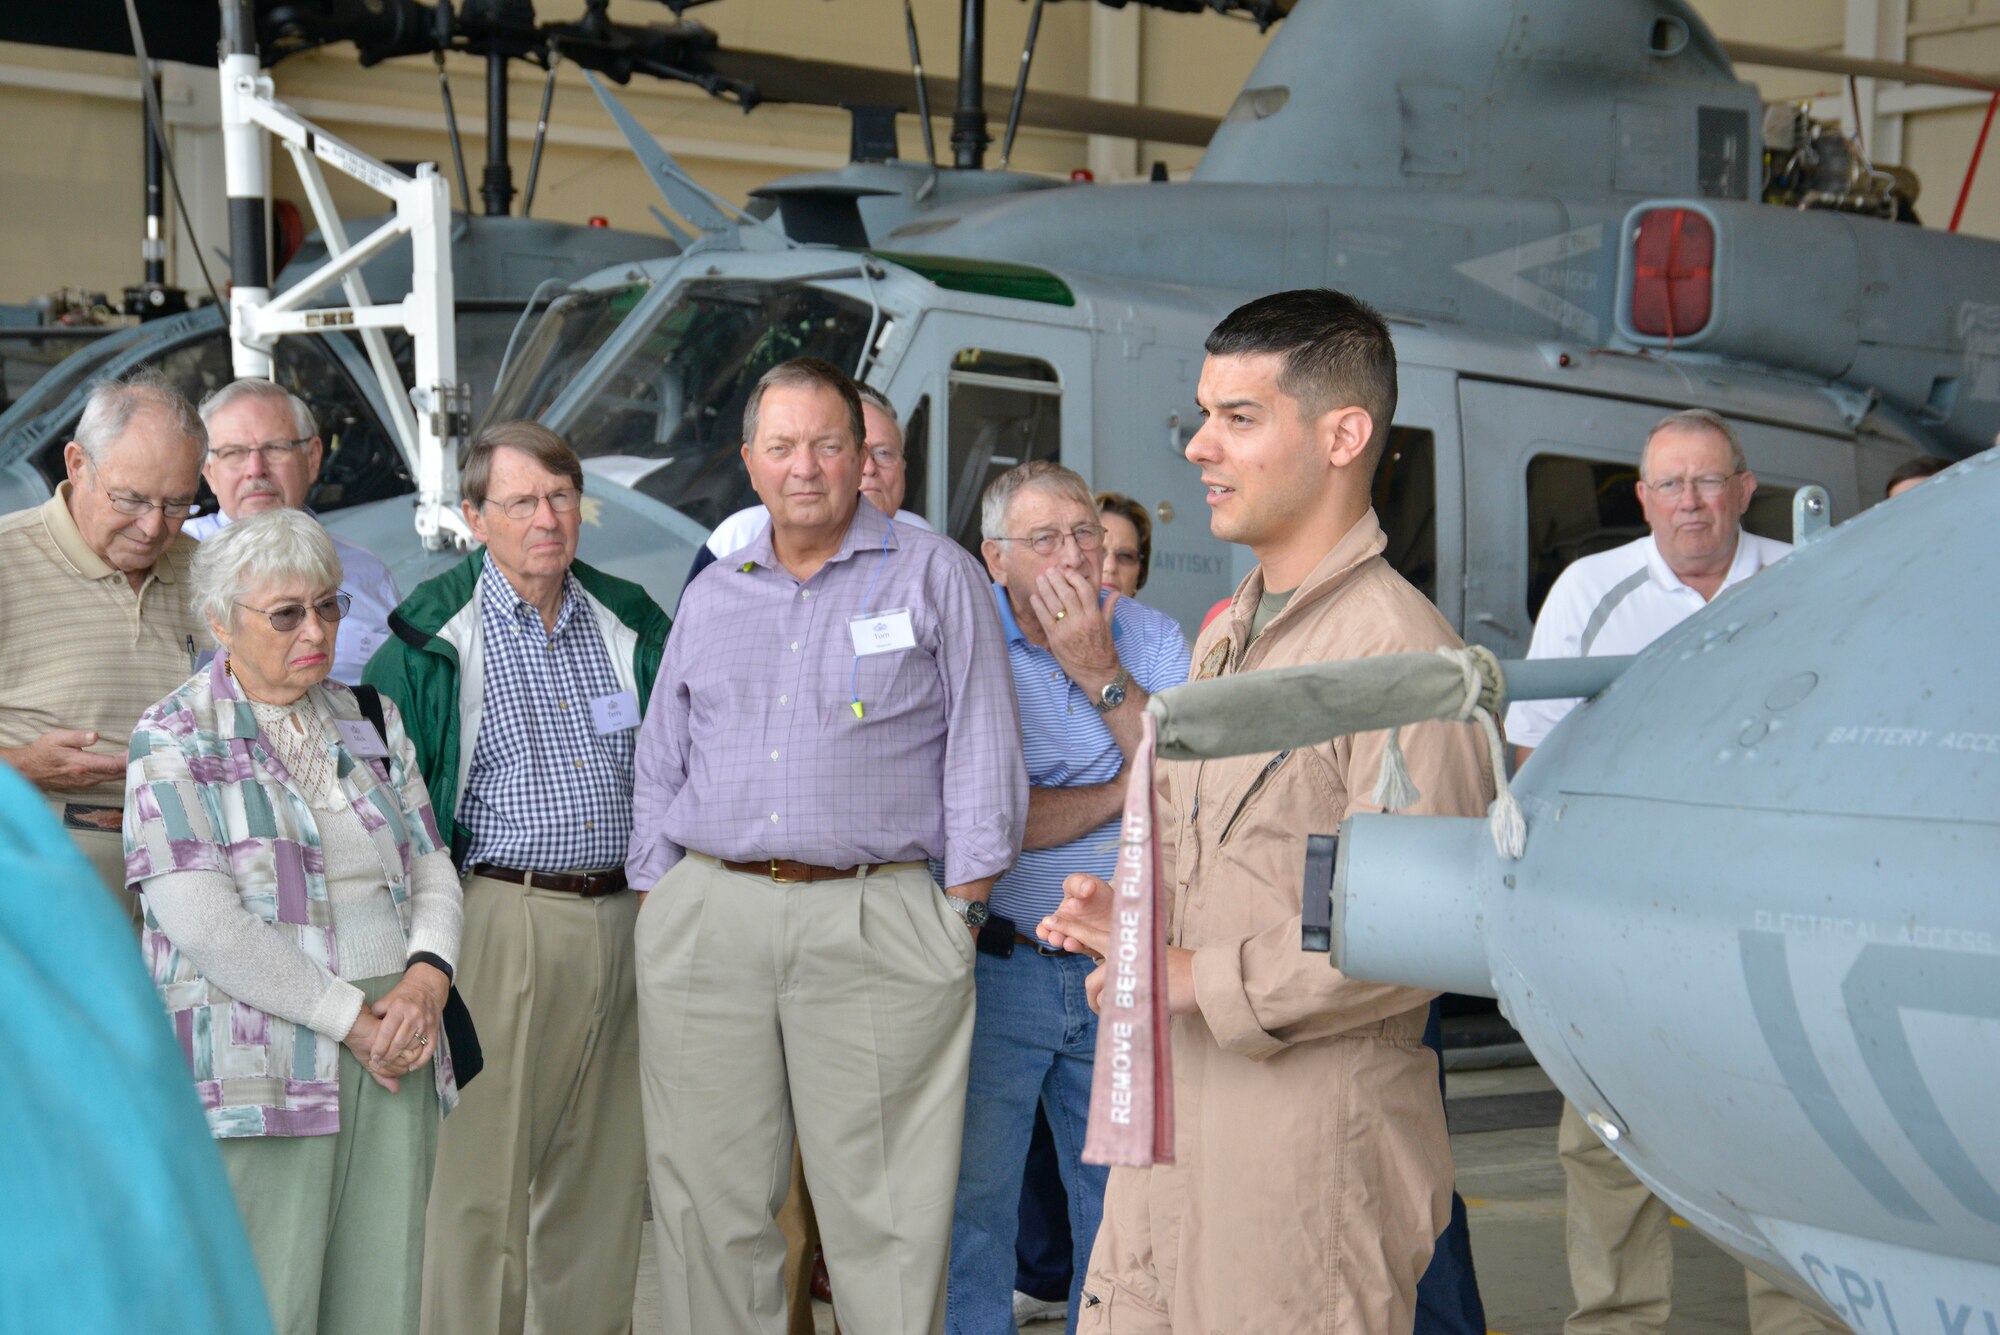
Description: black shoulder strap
352,684,388,746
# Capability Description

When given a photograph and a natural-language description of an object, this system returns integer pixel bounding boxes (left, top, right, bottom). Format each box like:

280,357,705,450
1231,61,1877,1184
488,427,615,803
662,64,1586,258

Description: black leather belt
469,863,628,897
1015,931,1068,958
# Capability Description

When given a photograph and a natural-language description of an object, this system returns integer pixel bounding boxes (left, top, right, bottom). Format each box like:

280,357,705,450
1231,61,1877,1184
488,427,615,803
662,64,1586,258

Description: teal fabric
0,763,274,1335
364,547,669,850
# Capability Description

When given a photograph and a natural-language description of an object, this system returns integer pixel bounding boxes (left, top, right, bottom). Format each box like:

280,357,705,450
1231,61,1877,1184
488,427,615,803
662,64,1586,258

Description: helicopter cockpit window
559,281,873,533
483,282,651,428
33,328,410,516
1373,428,1436,601
1525,451,1796,618
945,350,1060,555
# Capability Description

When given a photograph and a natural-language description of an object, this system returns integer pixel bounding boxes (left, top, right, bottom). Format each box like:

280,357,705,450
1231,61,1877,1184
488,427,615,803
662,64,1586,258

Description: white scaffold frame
219,48,471,550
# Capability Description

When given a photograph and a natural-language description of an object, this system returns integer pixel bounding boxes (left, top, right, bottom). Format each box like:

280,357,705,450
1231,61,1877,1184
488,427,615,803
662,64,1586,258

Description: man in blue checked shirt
947,461,1192,1335
366,421,670,1335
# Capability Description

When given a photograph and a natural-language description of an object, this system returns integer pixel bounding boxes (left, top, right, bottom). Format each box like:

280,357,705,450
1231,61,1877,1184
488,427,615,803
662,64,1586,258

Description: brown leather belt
720,857,891,884
469,863,628,897
1015,931,1069,958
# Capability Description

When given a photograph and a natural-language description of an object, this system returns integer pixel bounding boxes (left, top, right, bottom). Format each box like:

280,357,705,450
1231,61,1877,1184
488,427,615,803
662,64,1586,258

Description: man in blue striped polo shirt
947,461,1191,1334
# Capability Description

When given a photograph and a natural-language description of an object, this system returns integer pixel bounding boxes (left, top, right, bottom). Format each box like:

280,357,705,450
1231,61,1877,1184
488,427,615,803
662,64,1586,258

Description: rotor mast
950,0,989,169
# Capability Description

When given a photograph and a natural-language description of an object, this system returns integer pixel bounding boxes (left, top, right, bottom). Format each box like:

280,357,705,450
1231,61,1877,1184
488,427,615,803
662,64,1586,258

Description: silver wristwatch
944,894,991,929
1093,668,1131,713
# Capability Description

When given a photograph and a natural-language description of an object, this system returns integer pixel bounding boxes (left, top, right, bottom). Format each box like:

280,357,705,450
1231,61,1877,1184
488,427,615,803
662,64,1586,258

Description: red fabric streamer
1082,710,1175,1168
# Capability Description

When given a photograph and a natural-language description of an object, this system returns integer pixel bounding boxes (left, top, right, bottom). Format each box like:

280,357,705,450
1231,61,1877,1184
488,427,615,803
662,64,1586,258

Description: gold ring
416,1032,429,1046
1054,609,1067,621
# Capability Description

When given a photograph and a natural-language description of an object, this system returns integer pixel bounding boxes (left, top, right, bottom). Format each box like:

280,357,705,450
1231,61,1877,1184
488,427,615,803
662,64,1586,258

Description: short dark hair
462,420,584,507
1096,491,1152,590
1884,454,1949,497
742,357,865,451
1203,288,1399,468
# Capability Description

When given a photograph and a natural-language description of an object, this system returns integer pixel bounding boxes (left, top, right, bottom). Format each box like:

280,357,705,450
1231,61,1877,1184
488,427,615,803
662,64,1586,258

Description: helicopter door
935,344,1078,556
1374,365,1465,634
1459,379,1858,658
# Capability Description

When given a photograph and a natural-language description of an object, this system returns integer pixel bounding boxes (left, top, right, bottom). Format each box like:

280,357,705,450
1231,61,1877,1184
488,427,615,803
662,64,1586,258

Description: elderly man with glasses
0,371,208,915
365,420,671,1335
184,378,402,684
1506,407,1827,1335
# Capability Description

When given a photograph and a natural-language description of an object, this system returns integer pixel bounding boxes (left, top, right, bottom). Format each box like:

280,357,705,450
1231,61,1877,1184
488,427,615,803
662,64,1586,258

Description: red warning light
1630,208,1714,339
588,216,610,229
1070,169,1095,183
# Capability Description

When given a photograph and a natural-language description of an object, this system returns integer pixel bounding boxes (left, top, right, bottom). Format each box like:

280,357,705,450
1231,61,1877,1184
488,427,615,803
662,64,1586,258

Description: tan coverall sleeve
1190,714,1493,1059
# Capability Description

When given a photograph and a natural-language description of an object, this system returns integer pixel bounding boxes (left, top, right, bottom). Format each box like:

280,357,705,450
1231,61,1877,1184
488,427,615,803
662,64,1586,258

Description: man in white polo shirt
1509,408,1837,1335
185,379,401,683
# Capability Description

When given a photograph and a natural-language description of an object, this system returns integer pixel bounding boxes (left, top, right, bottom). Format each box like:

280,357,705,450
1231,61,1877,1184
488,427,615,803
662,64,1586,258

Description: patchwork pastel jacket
124,659,460,1138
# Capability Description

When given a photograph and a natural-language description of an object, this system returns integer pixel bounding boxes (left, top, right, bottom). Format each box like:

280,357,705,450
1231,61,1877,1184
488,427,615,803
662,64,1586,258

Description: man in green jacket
366,421,669,1335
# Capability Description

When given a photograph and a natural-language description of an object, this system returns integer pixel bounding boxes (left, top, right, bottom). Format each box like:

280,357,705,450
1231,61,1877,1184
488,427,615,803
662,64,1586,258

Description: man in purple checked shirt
625,356,1027,1335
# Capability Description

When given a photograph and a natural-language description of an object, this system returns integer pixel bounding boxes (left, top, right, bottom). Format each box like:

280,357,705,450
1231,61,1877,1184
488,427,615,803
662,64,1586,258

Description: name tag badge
333,717,390,759
589,690,642,735
850,608,917,657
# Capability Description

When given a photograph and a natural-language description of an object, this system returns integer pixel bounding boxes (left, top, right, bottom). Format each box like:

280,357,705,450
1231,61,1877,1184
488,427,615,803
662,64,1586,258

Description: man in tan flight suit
1043,288,1495,1333
0,373,207,917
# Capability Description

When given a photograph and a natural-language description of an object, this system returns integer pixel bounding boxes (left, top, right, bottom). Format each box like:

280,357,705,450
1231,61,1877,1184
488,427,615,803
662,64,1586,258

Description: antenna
121,0,219,307
522,45,561,217
434,50,474,214
903,0,937,168
998,0,1046,170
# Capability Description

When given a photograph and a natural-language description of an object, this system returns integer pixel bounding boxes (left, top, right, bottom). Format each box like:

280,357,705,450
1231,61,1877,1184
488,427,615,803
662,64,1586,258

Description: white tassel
1472,706,1526,859
1488,791,1527,860
1373,725,1423,811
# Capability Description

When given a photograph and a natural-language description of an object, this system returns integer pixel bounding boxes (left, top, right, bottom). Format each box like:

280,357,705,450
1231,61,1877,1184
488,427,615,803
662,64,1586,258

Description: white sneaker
1012,1290,1067,1326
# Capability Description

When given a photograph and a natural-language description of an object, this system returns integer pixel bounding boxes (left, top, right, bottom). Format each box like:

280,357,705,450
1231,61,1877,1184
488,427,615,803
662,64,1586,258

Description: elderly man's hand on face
3,728,127,790
1031,567,1121,687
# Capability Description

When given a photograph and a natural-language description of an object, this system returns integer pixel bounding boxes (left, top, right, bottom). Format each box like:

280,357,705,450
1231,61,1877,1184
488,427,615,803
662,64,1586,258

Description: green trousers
220,973,440,1335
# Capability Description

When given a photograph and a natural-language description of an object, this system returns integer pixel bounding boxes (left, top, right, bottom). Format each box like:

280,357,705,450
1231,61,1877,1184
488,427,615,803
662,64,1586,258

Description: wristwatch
1093,668,1131,713
945,894,991,929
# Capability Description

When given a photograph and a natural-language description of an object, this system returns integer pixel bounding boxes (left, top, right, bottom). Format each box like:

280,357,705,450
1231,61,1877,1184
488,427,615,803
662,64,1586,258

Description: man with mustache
185,378,401,684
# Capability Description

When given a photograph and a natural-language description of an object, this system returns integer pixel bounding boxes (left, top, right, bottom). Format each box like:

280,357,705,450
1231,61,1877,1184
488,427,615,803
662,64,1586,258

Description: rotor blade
1720,40,2000,95
701,49,1219,149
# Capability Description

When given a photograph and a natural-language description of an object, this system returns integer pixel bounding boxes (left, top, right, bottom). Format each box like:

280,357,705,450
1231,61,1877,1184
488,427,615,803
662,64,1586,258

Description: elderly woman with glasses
123,507,463,1335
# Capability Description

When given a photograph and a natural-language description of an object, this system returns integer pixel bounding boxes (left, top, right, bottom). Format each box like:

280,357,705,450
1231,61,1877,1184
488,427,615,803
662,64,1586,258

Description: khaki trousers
1561,1102,1849,1335
421,875,645,1335
58,809,144,930
636,855,975,1335
221,973,439,1335
778,1146,839,1335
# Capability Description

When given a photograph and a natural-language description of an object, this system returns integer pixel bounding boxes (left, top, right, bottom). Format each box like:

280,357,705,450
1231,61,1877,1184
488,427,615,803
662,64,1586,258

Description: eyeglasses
1644,472,1739,500
234,591,351,633
865,446,904,469
483,489,582,521
998,524,1106,556
209,438,312,469
85,458,196,517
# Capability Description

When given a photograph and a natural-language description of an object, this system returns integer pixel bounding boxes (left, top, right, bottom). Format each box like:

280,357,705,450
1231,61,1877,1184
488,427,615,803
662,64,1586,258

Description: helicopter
460,0,1997,644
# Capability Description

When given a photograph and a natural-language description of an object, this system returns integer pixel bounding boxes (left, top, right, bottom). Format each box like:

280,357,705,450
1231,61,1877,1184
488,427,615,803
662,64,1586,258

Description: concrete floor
627,1061,1764,1335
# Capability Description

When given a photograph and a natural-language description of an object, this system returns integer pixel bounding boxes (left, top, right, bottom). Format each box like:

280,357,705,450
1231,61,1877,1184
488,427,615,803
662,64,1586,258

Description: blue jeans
1416,998,1488,1335
947,946,1108,1335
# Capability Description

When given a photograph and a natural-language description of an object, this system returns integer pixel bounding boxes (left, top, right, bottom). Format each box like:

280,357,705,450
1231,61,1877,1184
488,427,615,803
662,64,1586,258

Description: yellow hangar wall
1,0,1998,304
